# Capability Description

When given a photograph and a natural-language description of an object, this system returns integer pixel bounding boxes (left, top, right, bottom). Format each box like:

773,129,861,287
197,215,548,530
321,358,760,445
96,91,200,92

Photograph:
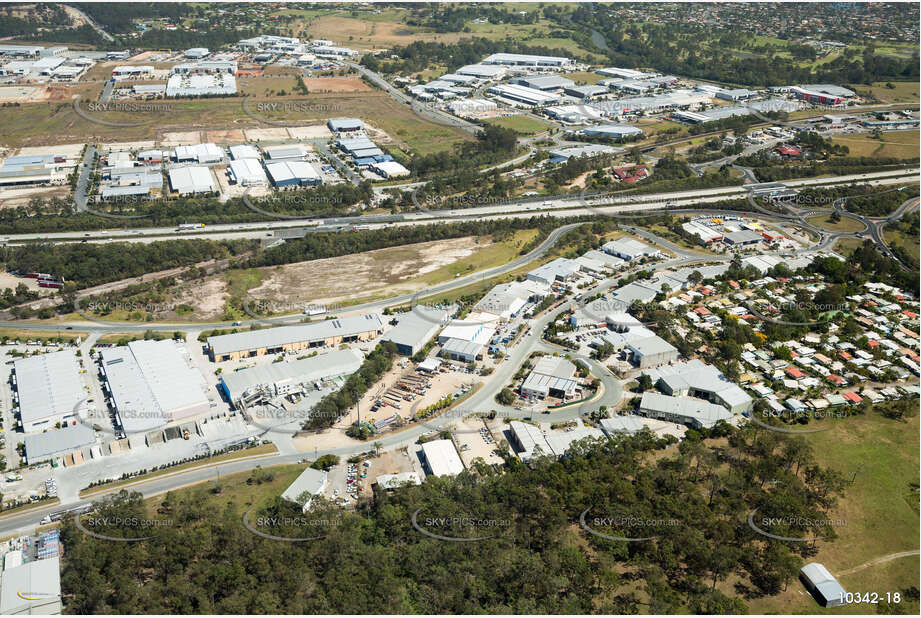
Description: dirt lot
203,129,247,144
0,272,48,293
303,77,373,93
0,184,71,209
248,236,489,306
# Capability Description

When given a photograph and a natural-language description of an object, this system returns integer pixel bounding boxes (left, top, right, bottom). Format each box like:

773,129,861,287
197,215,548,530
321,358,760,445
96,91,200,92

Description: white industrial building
526,257,580,286
382,310,448,356
166,72,236,97
602,237,659,261
511,75,575,91
220,348,363,408
548,144,621,162
0,557,61,615
487,84,561,106
521,355,579,400
509,420,553,461
456,64,507,79
100,339,211,434
474,280,549,319
265,160,321,187
627,335,679,369
281,467,328,511
638,392,732,430
420,439,464,476
23,424,96,465
596,67,656,80
229,158,268,186
643,359,753,414
13,350,87,432
229,144,260,160
482,53,573,68
600,415,649,436
440,338,485,363
370,161,410,178
184,47,210,59
580,124,644,139
168,166,215,194
174,143,224,163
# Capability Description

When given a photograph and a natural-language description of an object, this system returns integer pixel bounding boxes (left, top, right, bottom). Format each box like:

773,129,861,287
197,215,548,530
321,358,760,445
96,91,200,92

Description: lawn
143,462,307,519
0,327,87,343
561,71,606,85
833,237,864,255
749,413,920,614
0,92,473,156
831,129,920,159
483,114,553,135
805,213,866,233
884,226,920,264
849,81,920,104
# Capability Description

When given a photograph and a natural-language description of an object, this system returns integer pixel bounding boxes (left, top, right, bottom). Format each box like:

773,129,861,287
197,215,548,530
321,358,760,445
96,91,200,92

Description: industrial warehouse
220,348,363,409
207,314,384,361
12,350,88,432
99,339,211,434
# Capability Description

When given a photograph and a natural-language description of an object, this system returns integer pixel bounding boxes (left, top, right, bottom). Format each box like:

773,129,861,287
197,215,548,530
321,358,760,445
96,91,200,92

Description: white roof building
281,467,328,511
229,144,260,160
229,158,268,186
602,237,659,261
13,350,87,433
639,392,732,429
168,166,215,194
0,557,61,615
100,339,210,434
421,439,464,476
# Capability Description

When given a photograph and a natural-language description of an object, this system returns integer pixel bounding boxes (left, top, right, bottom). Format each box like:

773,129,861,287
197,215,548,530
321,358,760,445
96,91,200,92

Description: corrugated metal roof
14,350,85,427
220,348,363,402
209,314,383,356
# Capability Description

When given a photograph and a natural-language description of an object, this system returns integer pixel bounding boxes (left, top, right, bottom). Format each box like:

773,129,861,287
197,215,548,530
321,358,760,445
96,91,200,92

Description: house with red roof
775,145,802,156
827,374,846,386
838,351,853,361
786,367,806,379
842,391,862,405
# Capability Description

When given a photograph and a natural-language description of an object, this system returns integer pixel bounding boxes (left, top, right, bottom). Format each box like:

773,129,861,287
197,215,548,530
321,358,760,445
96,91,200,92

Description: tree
496,387,516,406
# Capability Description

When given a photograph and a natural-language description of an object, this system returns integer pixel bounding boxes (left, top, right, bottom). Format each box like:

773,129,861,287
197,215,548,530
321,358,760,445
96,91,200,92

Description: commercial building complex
482,53,573,68
487,84,560,106
265,161,321,187
207,314,384,361
23,424,96,465
13,350,87,432
638,392,732,429
643,359,753,414
228,158,268,186
220,348,363,408
100,339,211,434
521,355,579,400
602,237,659,261
167,166,215,194
382,310,448,356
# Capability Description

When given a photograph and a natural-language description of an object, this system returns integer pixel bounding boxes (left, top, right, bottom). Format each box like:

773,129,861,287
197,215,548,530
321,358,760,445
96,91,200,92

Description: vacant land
884,226,920,264
831,129,920,159
0,92,471,155
483,114,552,135
805,213,866,233
750,413,920,614
850,81,920,104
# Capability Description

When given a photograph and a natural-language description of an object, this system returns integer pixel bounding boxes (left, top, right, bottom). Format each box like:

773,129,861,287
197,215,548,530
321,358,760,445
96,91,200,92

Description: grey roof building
382,309,448,356
627,335,679,369
327,118,365,132
600,415,649,436
509,420,553,461
638,392,732,429
0,557,62,615
207,314,383,361
24,424,96,464
220,348,363,406
511,75,575,91
644,359,753,414
723,229,764,245
800,563,846,607
440,338,484,363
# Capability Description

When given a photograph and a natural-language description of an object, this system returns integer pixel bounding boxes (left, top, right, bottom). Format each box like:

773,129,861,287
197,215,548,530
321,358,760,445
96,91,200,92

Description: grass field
831,129,920,159
482,114,553,135
561,71,606,85
849,81,920,104
0,92,473,155
833,237,864,255
750,413,920,614
143,462,307,519
0,327,87,342
884,226,920,264
805,213,867,233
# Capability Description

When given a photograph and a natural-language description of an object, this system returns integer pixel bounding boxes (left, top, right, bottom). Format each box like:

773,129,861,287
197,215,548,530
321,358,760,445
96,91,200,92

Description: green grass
750,413,920,614
884,226,920,263
831,129,920,159
561,71,606,85
222,268,266,320
143,462,307,519
416,229,540,285
482,114,553,135
849,81,920,104
805,213,866,233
